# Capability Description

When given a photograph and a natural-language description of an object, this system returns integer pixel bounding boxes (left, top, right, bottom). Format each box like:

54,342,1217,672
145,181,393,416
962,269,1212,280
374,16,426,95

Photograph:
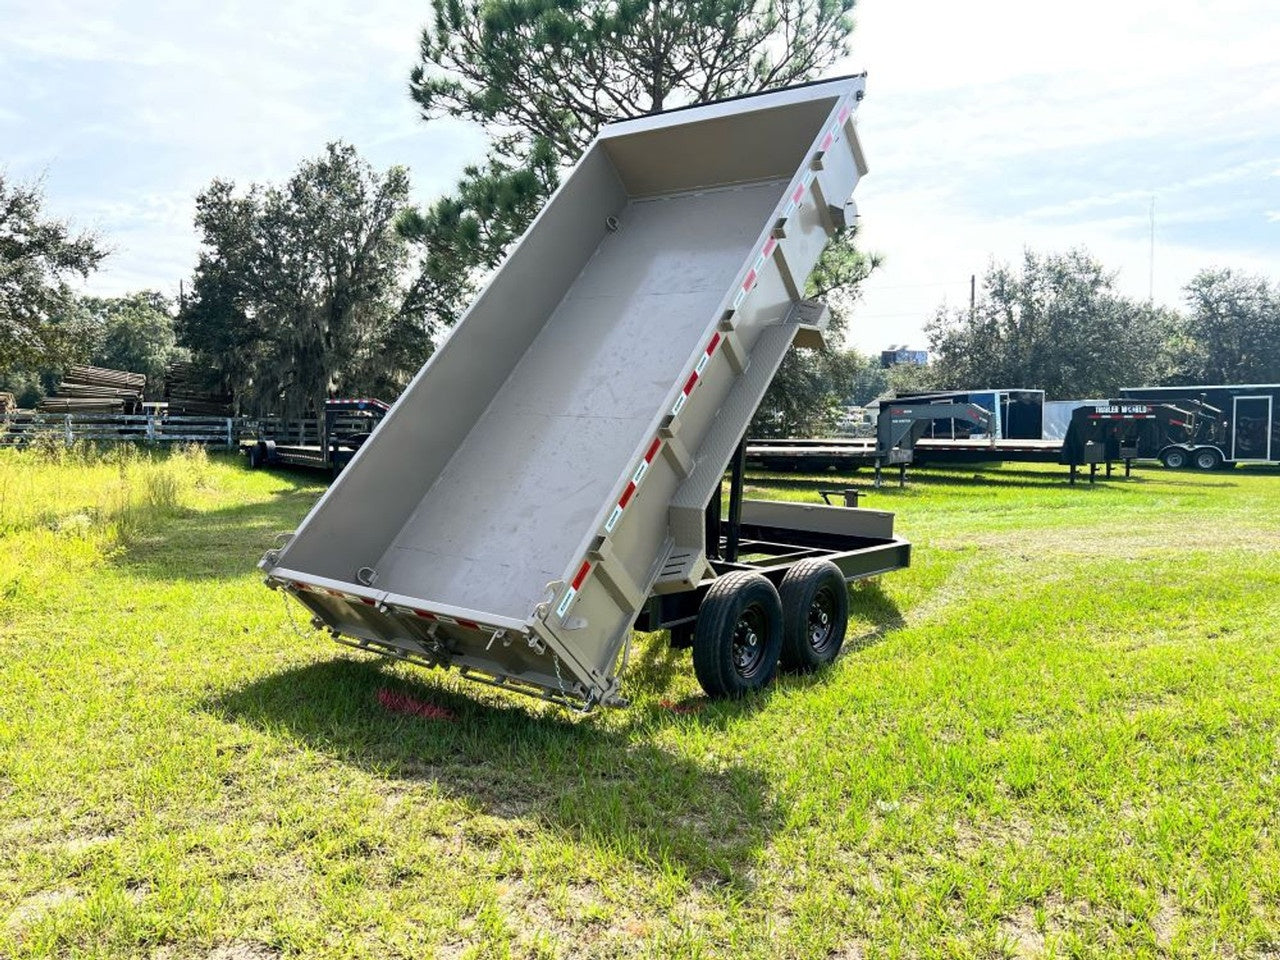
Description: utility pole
1148,196,1156,304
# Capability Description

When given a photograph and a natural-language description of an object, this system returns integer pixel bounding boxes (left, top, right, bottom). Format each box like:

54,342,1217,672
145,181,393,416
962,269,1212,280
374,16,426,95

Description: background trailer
893,388,1044,440
1120,384,1280,468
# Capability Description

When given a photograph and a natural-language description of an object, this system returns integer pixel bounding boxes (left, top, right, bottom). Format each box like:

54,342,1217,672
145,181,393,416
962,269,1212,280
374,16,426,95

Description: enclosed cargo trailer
1120,384,1280,469
259,76,909,709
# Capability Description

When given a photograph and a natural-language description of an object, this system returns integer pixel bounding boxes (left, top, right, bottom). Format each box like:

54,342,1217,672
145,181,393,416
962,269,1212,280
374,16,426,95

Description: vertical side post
704,480,722,561
725,438,746,563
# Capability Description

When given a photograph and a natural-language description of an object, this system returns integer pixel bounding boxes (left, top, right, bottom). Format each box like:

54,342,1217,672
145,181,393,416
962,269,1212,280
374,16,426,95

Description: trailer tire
692,572,783,699
779,559,849,672
1160,448,1188,470
1193,448,1222,471
248,443,265,469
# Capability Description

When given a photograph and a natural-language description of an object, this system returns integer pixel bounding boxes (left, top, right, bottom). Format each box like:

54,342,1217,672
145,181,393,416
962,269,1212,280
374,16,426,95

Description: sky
2,0,1278,353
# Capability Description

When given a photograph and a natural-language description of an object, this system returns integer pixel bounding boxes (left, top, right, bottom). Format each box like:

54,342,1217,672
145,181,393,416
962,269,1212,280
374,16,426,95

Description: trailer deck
747,437,1064,471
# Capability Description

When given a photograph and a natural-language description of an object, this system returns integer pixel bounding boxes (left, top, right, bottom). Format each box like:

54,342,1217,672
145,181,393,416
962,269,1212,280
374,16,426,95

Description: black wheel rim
1197,452,1215,469
807,586,838,654
731,604,768,679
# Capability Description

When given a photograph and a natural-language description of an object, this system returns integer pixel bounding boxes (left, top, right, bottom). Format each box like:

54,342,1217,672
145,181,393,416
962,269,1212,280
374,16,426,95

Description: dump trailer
260,76,909,708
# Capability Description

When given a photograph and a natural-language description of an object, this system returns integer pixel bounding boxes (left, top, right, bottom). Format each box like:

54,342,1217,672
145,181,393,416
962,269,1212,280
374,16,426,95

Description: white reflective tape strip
694,352,710,375
632,460,649,485
435,614,458,625
732,288,746,310
555,587,577,618
671,393,688,417
604,505,623,532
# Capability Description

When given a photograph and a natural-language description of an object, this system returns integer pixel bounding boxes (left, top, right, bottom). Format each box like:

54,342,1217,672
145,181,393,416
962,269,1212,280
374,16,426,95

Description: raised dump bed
261,75,910,708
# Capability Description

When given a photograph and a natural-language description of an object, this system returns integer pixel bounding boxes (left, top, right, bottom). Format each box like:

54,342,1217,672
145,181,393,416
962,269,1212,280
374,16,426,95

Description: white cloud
2,0,1277,338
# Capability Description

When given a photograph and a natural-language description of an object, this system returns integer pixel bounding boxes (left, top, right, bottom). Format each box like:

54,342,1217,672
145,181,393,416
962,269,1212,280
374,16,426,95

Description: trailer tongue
259,75,909,708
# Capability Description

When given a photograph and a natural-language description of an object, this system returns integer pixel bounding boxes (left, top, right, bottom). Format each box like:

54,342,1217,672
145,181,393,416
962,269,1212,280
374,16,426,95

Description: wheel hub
807,588,837,653
731,606,767,677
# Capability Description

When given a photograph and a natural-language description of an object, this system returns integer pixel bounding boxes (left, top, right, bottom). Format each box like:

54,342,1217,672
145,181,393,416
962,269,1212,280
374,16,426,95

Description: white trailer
259,76,909,708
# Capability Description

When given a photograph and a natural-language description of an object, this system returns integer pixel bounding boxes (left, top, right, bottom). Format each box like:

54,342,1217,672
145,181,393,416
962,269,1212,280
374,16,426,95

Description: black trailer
1059,399,1219,483
246,398,389,473
1120,384,1280,469
894,388,1044,441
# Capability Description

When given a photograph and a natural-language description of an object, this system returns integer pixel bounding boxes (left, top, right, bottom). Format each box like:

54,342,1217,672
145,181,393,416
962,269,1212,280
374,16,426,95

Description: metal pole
725,438,746,563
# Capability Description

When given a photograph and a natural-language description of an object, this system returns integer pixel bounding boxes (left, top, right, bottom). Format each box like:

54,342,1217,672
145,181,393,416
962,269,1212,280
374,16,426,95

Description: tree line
3,0,1278,427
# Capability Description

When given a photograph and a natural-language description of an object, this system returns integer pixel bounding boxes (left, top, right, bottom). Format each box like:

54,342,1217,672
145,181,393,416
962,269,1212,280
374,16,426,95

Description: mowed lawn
2,447,1279,959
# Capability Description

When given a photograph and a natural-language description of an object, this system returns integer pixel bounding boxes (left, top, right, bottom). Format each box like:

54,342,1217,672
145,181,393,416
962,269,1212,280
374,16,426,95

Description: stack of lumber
164,362,233,416
37,365,145,414
0,392,15,415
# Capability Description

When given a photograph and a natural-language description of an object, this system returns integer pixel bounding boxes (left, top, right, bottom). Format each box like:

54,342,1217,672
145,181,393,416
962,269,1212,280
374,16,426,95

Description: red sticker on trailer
571,561,591,591
743,268,757,291
762,237,776,258
645,437,662,462
618,481,637,509
683,372,699,395
706,332,721,355
820,131,834,152
839,105,850,123
792,182,805,204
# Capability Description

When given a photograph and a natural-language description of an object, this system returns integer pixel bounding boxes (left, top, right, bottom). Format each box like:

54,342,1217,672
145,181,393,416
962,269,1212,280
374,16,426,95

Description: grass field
2,447,1279,958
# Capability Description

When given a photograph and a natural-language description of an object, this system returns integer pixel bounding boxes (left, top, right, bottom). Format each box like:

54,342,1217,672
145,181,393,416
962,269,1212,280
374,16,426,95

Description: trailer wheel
1193,448,1222,471
248,443,265,469
779,559,849,672
1160,448,1188,470
692,572,783,698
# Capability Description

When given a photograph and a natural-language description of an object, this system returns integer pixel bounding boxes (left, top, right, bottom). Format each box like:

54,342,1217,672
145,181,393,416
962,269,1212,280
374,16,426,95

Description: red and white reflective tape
670,330,724,417
556,561,593,618
605,435,663,533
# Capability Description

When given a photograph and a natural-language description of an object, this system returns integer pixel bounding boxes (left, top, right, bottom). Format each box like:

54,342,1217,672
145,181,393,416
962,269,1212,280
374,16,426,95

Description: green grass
2,448,1279,958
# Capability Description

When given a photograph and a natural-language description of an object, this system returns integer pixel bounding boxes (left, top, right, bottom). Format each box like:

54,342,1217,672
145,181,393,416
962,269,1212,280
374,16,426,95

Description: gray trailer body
261,76,907,707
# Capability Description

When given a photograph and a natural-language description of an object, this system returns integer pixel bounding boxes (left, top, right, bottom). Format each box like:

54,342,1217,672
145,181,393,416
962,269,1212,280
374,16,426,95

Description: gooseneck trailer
259,76,909,709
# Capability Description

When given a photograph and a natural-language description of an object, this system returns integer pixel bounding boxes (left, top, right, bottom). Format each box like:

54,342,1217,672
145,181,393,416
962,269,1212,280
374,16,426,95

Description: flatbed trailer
246,398,389,473
259,76,909,709
746,436,1063,472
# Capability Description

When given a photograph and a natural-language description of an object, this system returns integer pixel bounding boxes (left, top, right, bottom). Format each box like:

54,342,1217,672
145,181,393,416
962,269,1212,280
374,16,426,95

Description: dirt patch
5,888,81,932
1001,904,1046,957
206,944,281,960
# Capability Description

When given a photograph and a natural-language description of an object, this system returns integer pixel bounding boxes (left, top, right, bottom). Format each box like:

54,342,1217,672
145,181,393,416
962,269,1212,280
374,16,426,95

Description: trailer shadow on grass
207,657,784,890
